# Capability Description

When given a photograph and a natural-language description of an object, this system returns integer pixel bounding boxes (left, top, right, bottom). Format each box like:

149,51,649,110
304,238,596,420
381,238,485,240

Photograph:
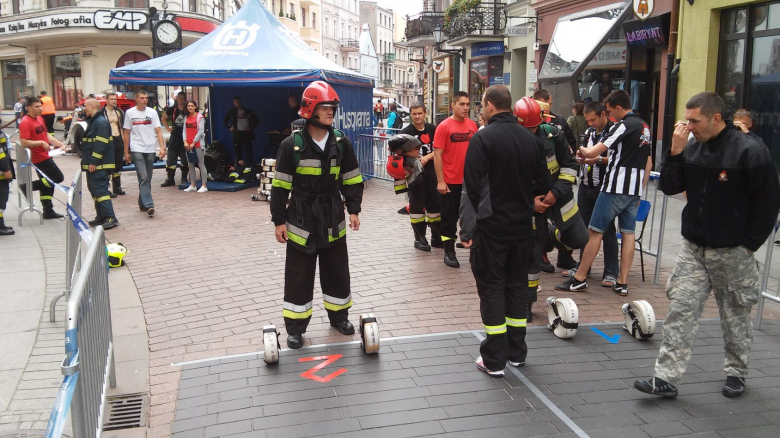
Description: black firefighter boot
161,168,176,187
429,222,443,248
0,217,14,235
42,201,63,220
412,222,431,251
108,178,116,198
112,174,126,196
444,240,460,268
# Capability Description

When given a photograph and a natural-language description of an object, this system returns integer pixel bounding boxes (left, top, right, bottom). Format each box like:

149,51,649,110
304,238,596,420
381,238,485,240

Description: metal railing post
51,168,82,322
755,219,780,330
14,144,43,225
652,193,669,284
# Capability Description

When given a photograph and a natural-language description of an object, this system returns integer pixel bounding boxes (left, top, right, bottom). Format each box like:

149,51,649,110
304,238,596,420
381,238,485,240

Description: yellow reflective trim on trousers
82,164,116,170
0,212,3,217
426,216,441,223
272,179,292,190
95,136,110,144
528,280,539,288
506,317,527,328
287,231,308,246
558,173,576,183
343,174,363,186
167,165,177,170
327,227,347,242
243,167,251,173
296,167,322,175
484,324,507,335
96,195,112,202
283,308,313,319
410,216,426,224
40,195,53,200
441,236,454,241
41,178,52,187
323,299,353,312
0,152,5,159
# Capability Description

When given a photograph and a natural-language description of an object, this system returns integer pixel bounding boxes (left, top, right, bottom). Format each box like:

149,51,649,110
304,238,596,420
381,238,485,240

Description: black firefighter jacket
660,123,780,252
536,122,581,231
0,132,13,181
459,112,550,242
224,107,260,141
80,113,115,171
270,124,364,254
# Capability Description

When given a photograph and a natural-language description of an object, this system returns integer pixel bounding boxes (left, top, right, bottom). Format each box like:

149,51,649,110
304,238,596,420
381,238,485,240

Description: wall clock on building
153,20,181,46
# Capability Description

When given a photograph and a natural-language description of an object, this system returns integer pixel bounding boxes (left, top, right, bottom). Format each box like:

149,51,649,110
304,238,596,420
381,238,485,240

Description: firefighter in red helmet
270,80,364,349
514,97,587,321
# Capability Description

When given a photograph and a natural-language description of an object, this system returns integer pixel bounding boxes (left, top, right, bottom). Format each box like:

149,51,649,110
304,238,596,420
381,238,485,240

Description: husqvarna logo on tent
213,21,260,50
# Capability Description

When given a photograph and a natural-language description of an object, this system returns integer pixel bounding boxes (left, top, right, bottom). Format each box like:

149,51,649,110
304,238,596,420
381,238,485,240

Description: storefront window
116,0,148,8
2,59,27,110
50,54,82,110
541,2,627,78
47,0,75,7
717,39,746,116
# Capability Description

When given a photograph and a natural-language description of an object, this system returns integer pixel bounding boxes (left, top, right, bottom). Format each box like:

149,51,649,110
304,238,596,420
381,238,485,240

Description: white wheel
359,314,380,354
263,325,279,364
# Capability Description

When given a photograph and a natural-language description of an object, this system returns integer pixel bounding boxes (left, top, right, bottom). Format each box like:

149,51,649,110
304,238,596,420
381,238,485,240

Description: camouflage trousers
654,239,760,385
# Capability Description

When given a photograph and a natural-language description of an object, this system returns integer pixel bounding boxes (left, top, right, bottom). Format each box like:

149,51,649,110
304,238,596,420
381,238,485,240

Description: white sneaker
183,186,197,192
197,186,208,193
475,356,504,377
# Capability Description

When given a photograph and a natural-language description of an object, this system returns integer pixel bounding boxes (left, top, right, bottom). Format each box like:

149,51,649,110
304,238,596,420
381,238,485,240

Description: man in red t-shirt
19,96,66,219
433,91,478,268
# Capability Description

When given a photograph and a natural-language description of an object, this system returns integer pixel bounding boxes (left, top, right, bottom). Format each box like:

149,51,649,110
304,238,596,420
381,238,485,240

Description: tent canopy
109,0,372,88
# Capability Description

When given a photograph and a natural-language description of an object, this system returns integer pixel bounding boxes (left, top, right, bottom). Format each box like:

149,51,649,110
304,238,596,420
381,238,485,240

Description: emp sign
94,10,148,31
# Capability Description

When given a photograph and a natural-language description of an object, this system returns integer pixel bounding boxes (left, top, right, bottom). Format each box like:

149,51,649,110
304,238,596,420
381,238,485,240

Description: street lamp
432,25,465,63
433,24,443,45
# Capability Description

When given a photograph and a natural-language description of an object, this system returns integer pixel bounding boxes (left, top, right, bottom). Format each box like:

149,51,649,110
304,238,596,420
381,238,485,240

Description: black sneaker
614,283,628,296
160,179,176,187
43,210,64,220
634,377,678,398
540,254,555,273
555,277,587,292
397,206,409,215
102,217,120,230
723,376,746,398
88,217,105,227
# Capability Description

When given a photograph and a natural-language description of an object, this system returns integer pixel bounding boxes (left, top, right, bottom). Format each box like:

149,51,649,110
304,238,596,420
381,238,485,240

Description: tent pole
208,87,213,145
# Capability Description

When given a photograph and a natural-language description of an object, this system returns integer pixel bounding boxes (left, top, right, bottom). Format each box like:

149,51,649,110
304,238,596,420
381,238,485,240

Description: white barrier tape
45,352,79,438
66,203,93,245
21,162,71,195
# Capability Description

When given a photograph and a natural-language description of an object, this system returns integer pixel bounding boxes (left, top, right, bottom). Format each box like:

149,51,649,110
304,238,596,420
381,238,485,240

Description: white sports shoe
197,186,208,193
475,356,504,377
183,186,197,192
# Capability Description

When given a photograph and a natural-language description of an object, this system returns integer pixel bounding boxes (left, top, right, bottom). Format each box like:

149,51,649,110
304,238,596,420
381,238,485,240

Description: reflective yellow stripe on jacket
342,168,362,186
286,222,310,247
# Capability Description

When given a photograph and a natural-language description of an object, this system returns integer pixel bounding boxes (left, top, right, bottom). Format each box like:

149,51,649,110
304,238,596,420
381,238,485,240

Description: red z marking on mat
299,354,347,383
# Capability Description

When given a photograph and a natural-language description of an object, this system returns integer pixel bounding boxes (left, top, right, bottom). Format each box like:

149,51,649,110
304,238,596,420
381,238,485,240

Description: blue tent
109,0,374,161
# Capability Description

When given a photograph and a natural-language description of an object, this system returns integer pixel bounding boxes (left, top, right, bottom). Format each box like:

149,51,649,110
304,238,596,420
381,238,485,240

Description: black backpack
391,112,403,129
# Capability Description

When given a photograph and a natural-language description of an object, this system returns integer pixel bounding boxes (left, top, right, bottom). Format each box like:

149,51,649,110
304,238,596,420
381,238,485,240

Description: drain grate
103,393,148,431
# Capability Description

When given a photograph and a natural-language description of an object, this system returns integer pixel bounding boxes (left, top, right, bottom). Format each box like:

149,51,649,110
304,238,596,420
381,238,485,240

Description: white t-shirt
236,109,249,131
312,133,328,151
123,107,161,153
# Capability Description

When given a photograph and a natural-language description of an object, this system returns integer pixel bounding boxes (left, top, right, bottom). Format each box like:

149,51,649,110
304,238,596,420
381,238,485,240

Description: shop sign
624,16,667,49
433,60,445,74
633,0,654,21
505,25,529,37
471,41,504,58
529,68,538,83
589,45,626,67
0,10,147,35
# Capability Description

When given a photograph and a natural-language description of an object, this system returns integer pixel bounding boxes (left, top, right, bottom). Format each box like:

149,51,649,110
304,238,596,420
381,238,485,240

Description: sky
376,0,424,19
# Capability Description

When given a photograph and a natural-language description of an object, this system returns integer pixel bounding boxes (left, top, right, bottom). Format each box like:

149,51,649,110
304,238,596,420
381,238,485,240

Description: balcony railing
382,53,395,63
380,79,393,88
405,10,445,40
339,38,359,50
446,1,507,39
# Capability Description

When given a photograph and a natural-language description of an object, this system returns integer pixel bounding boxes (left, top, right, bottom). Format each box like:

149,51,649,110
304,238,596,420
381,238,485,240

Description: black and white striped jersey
600,113,651,196
580,120,614,189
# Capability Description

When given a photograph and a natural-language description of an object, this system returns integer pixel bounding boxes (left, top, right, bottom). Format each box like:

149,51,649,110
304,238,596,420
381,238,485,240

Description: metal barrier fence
755,218,780,330
13,143,43,225
63,225,116,438
50,168,83,322
356,134,393,181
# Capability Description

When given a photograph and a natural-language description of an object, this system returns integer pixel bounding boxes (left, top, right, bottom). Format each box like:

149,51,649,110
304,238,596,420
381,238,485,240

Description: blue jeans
578,185,619,278
589,191,640,234
131,152,155,209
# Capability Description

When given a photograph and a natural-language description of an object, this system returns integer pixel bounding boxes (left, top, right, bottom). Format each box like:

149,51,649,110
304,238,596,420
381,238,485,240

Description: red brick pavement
51,154,731,437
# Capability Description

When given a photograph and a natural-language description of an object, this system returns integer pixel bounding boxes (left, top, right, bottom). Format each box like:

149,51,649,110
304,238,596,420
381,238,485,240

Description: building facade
359,1,394,92
321,0,360,70
677,0,780,169
0,0,223,114
359,23,379,81
264,0,322,53
504,0,536,104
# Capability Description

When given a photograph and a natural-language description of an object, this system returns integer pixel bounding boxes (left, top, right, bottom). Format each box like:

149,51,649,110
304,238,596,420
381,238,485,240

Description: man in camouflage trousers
635,92,780,399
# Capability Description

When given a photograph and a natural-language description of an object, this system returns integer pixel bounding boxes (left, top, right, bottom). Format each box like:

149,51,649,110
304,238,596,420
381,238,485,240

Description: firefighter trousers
408,163,441,234
166,134,189,179
525,215,546,305
87,169,115,219
0,180,9,216
470,231,532,372
440,183,462,241
112,137,125,180
283,240,353,335
31,158,64,210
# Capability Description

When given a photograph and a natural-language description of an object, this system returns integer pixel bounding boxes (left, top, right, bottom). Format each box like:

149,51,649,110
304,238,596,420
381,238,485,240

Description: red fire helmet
299,80,340,119
386,155,407,180
513,97,543,128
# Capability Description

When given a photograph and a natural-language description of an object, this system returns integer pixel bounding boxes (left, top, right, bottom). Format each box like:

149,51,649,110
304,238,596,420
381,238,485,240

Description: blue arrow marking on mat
591,327,620,344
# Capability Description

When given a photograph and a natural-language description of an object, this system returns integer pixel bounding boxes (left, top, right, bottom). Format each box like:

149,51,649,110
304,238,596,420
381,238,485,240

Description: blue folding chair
616,200,652,282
